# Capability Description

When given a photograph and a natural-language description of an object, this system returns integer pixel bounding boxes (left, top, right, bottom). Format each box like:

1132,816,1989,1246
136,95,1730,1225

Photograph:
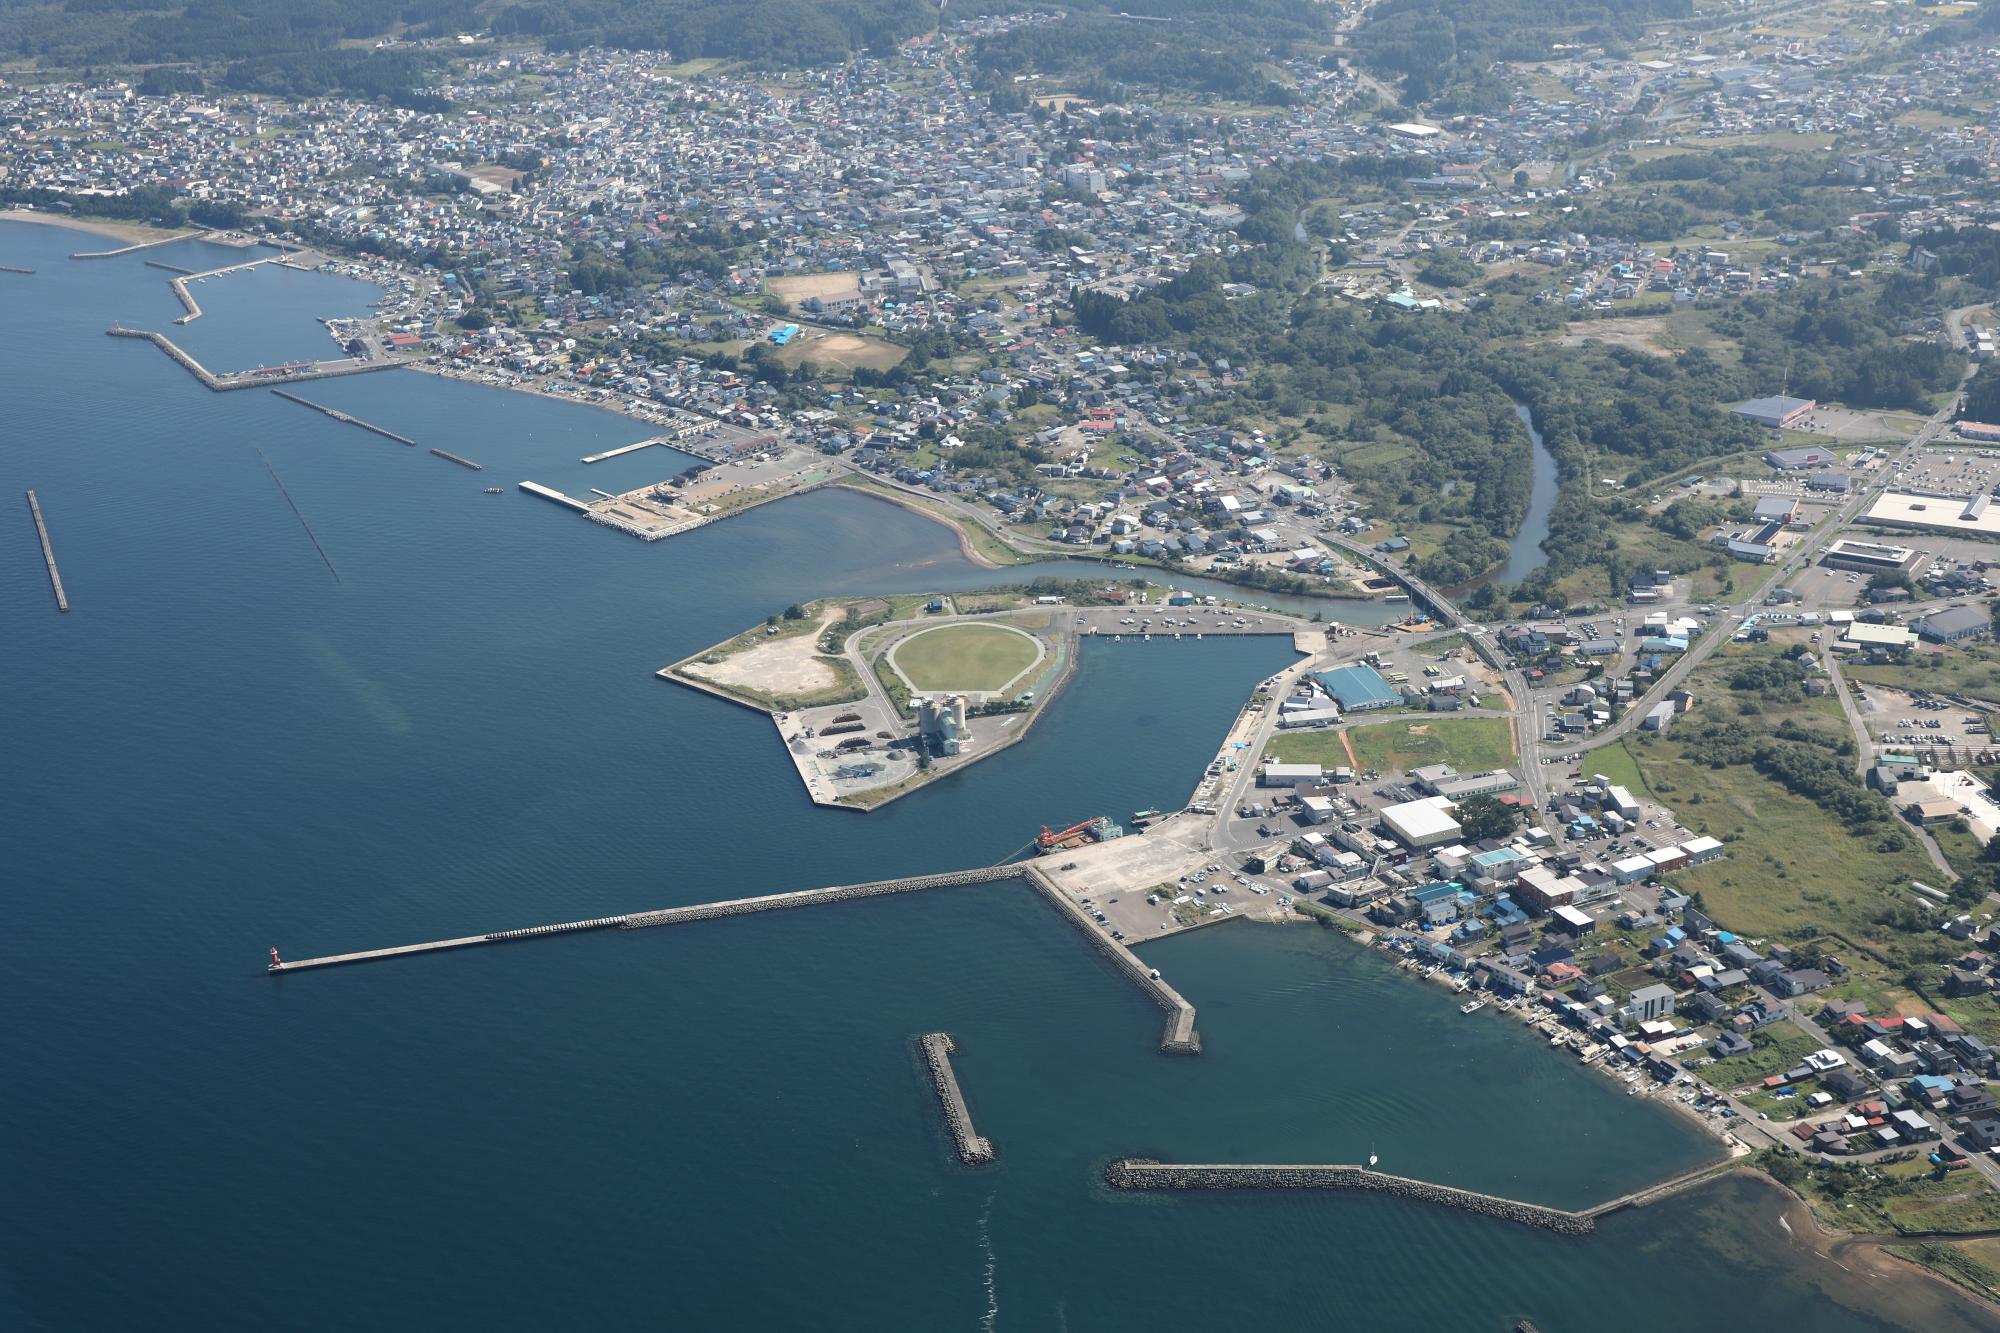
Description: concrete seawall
1103,1161,1595,1235
268,867,1202,1056
108,327,398,392
68,231,204,259
1021,866,1200,1053
620,867,1019,929
271,388,417,445
920,1033,994,1165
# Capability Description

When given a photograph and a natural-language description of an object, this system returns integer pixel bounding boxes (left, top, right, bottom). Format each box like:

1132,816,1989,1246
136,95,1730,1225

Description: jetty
519,480,591,512
1580,1158,1741,1220
266,865,1199,1051
106,326,398,393
169,254,281,324
580,438,670,464
270,388,416,445
429,449,483,471
1103,1162,1597,1235
920,1033,994,1165
143,259,194,275
24,490,68,611
68,230,203,260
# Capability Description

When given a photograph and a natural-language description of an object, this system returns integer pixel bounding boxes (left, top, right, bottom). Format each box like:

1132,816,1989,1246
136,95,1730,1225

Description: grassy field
1702,1027,1823,1089
1345,716,1517,774
891,623,1043,693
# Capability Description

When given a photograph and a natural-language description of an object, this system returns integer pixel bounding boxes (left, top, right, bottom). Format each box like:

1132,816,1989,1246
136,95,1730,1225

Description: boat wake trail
978,1188,999,1331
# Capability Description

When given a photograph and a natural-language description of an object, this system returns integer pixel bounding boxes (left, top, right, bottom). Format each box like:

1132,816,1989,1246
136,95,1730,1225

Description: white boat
1460,998,1486,1015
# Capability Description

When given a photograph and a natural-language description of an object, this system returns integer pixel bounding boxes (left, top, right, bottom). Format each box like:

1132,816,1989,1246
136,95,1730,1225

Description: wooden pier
271,388,416,445
429,449,483,471
24,490,68,612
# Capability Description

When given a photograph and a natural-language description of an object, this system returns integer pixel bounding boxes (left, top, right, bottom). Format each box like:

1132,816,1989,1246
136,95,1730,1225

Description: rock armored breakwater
1104,1162,1595,1235
1020,868,1201,1054
919,1033,994,1166
620,867,1020,929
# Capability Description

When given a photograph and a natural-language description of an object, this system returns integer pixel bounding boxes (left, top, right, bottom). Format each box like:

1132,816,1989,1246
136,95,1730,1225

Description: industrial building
1312,664,1399,712
1411,764,1520,801
1914,604,1990,643
915,695,968,756
1380,795,1462,849
1735,395,1816,430
1844,622,1919,651
1260,762,1325,788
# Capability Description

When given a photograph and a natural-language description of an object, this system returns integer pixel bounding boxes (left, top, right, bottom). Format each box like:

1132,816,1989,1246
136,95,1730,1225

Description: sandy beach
0,208,199,246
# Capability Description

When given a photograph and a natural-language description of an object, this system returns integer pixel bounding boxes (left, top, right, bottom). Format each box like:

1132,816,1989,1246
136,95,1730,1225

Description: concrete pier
271,388,416,445
1021,866,1200,1053
169,255,279,323
518,481,591,513
920,1033,994,1165
107,326,398,392
429,449,483,471
24,490,68,612
1103,1162,1596,1235
580,438,669,464
143,259,194,275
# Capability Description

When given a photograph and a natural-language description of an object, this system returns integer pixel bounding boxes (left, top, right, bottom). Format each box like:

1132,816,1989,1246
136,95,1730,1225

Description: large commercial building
1914,604,1990,643
1764,446,1836,471
1736,395,1816,430
1380,795,1462,849
1312,664,1399,712
1862,491,2000,538
1821,539,1920,575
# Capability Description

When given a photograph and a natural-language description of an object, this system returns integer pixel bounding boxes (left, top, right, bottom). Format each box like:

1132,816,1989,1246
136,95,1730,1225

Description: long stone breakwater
920,1033,994,1166
1103,1162,1596,1235
25,489,68,612
265,865,1202,1054
107,327,398,392
271,388,416,445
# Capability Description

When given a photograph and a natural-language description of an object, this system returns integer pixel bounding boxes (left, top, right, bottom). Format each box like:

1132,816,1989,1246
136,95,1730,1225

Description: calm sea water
2,221,1985,1332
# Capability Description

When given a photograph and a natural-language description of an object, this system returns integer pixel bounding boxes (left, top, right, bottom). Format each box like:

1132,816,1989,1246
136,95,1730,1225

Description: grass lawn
1621,730,1939,960
891,623,1043,693
1345,716,1517,775
1701,1027,1823,1089
1575,740,1657,801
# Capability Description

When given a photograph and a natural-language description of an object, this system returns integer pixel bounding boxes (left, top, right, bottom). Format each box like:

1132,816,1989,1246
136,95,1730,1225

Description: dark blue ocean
1,221,1983,1332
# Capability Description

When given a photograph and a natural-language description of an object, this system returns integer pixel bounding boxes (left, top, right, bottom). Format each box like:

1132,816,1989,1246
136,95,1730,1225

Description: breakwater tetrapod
24,490,68,611
920,1033,994,1165
1103,1162,1597,1235
265,867,1202,1054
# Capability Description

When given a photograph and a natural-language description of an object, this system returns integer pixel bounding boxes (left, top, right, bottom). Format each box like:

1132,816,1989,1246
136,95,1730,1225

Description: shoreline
0,208,201,246
825,479,1010,570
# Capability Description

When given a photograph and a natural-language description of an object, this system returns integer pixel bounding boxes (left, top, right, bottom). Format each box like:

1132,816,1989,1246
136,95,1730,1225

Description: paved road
1576,369,1977,761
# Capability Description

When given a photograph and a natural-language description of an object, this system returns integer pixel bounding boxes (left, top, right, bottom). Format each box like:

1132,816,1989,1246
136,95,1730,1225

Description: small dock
920,1033,994,1165
24,490,68,611
271,388,416,445
429,449,483,471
